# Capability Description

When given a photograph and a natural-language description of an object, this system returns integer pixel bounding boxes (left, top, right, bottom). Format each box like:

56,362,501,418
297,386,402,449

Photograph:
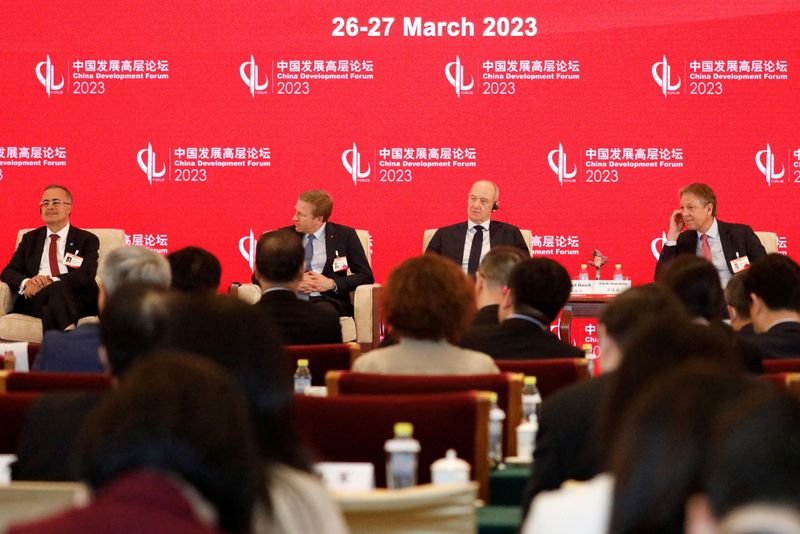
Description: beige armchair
422,228,533,254
755,231,778,254
0,228,126,342
230,229,383,351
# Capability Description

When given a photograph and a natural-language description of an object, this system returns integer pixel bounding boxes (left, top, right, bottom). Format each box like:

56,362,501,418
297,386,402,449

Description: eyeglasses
39,199,72,208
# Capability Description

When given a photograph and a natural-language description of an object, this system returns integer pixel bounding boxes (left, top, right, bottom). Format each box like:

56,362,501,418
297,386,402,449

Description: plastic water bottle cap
394,422,414,437
488,392,498,404
580,264,587,268
297,359,309,367
615,264,622,268
524,376,537,385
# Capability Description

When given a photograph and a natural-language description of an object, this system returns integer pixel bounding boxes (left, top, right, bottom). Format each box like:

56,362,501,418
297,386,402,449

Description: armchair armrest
0,282,14,316
354,284,383,347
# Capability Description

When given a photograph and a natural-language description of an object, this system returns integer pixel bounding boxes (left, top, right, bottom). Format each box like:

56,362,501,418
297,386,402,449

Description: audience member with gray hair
35,246,171,372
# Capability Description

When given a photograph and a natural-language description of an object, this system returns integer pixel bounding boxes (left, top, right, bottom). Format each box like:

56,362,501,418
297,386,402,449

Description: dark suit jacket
472,304,500,327
521,372,613,517
12,391,106,481
425,220,529,266
34,323,104,373
460,317,585,360
740,322,800,369
258,289,342,345
280,222,373,316
1,225,100,316
655,219,766,280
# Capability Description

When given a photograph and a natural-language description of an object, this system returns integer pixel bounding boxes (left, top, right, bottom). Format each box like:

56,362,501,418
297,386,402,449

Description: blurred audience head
598,284,687,373
97,246,171,310
255,230,304,289
384,254,476,344
500,258,571,323
724,272,752,331
475,246,527,308
99,282,171,378
661,255,724,323
78,353,262,533
744,253,800,333
167,246,221,294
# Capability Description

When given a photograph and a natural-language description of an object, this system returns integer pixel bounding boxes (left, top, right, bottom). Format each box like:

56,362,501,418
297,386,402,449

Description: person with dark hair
1,185,100,331
11,283,173,481
460,258,584,360
167,246,221,294
739,253,800,362
725,272,754,334
353,254,498,374
158,294,349,533
660,255,726,323
425,180,529,276
8,354,263,534
254,230,341,345
655,182,765,284
470,245,528,327
521,285,687,517
280,189,373,316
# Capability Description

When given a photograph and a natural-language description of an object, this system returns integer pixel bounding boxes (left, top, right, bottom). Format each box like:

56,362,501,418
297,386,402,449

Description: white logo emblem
36,55,64,98
239,229,257,272
445,55,474,98
137,142,166,184
342,142,370,185
651,231,668,260
240,55,269,97
755,144,785,186
652,55,681,98
548,143,577,186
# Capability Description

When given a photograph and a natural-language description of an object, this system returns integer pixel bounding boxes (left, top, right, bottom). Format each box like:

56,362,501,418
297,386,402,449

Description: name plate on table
571,280,632,296
316,462,375,491
0,342,29,372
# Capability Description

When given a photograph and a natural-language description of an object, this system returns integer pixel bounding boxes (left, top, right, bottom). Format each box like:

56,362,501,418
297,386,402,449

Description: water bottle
385,422,421,489
516,414,539,460
521,376,542,421
578,264,589,281
613,264,624,281
293,359,312,394
488,392,506,468
583,343,598,377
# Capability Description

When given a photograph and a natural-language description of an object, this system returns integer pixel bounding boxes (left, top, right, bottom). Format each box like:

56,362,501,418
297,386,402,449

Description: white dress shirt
461,220,491,272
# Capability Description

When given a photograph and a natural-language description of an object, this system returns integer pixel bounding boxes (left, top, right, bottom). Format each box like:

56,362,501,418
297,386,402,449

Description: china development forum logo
36,55,64,97
240,55,269,97
239,229,257,272
137,142,166,184
445,55,474,98
652,55,681,97
342,142,370,185
756,144,785,186
548,144,577,186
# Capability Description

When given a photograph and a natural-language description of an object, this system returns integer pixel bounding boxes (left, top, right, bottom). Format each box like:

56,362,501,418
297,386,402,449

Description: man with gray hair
34,246,171,372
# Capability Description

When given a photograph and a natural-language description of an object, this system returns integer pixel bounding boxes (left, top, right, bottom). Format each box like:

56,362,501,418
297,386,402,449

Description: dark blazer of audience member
608,363,765,534
352,254,499,375
521,285,687,518
470,246,527,327
8,354,262,534
460,258,584,360
167,246,221,294
254,230,341,346
281,189,374,316
739,254,800,363
12,284,172,481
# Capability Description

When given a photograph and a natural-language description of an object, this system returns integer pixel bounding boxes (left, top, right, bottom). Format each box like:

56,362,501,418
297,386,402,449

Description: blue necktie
305,234,315,271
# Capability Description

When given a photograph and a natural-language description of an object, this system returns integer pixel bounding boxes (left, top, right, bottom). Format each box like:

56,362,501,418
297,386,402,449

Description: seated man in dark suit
460,258,584,360
1,185,99,331
425,180,528,276
471,246,527,327
740,254,800,363
655,182,766,284
254,230,342,345
35,246,172,373
281,189,373,316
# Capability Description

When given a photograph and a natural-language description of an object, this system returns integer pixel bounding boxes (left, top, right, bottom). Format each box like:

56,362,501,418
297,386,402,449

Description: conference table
478,463,531,534
558,295,614,343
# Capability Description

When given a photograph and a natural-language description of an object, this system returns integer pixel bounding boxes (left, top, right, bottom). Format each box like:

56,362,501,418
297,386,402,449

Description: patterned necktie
49,234,60,277
305,234,315,271
700,233,712,261
467,226,484,276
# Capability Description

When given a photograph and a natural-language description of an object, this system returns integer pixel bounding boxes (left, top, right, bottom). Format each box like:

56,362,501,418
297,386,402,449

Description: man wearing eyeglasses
1,185,100,331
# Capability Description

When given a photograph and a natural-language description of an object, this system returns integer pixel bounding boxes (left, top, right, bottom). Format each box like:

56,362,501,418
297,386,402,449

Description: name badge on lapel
730,256,751,273
332,255,349,273
64,252,84,268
